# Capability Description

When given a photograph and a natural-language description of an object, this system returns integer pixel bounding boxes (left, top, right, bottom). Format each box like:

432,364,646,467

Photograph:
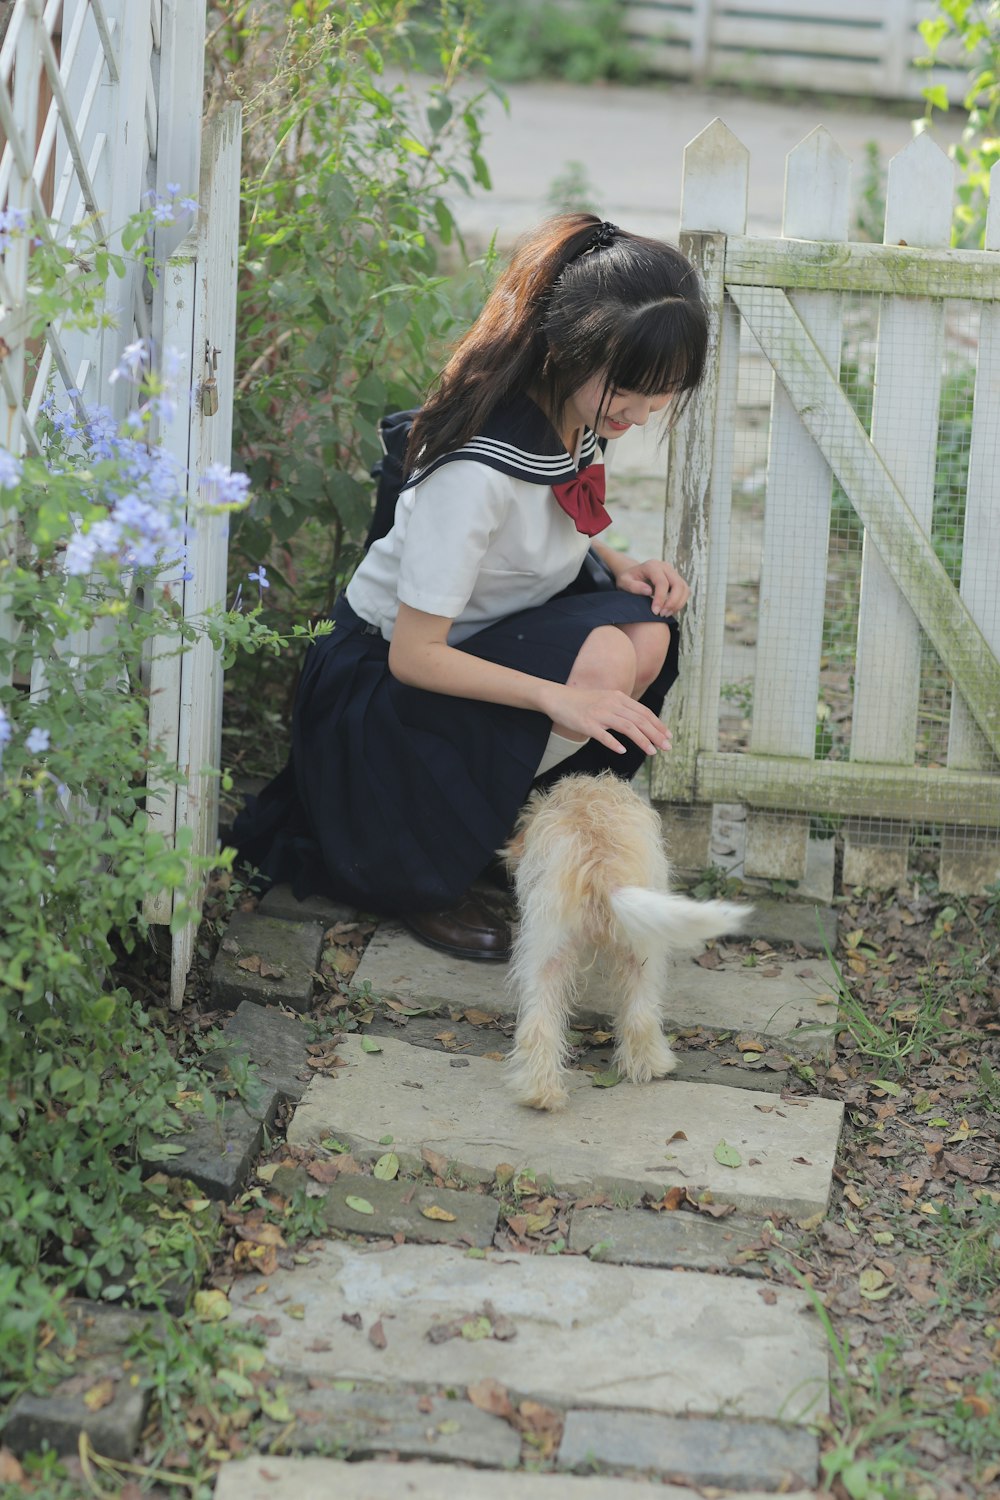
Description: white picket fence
654,120,1000,894
0,0,241,1004
623,0,975,104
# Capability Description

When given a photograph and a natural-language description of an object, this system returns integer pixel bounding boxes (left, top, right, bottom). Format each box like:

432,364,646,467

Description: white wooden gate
622,0,977,104
655,121,1000,895
0,0,241,1004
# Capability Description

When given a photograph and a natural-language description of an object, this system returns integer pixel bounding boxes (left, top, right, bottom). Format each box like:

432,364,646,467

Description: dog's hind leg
613,948,677,1085
506,936,578,1111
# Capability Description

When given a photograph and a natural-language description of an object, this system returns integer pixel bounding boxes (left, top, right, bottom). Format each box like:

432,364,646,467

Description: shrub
0,203,308,1398
919,0,1000,248
206,0,498,628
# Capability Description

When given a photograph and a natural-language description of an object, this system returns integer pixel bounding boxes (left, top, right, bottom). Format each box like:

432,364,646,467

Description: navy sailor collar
402,393,600,491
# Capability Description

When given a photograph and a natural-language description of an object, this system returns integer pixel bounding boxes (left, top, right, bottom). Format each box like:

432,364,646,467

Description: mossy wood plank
725,237,1000,301
745,127,849,881
696,752,1000,825
729,283,1000,761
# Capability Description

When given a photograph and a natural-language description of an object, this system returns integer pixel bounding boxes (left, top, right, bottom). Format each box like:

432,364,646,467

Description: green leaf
590,1068,621,1089
321,1137,350,1153
360,1036,382,1054
373,1152,399,1181
460,1316,492,1341
259,1389,294,1422
217,1367,255,1398
345,1194,375,1215
713,1140,742,1168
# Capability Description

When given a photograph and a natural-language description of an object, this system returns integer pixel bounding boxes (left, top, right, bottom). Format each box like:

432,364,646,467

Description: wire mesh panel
656,121,1000,895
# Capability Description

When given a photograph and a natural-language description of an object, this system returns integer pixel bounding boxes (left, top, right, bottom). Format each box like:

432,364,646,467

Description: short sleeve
396,461,513,620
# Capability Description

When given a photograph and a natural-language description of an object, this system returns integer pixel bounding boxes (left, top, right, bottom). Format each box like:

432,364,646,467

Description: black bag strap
363,408,419,554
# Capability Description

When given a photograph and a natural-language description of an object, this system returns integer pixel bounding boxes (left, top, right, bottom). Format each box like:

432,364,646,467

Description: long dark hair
405,213,708,475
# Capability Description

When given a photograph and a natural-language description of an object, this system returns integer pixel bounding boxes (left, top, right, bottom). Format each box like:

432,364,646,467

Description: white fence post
144,100,242,1006
744,127,850,881
842,133,954,890
940,164,1000,893
655,118,747,870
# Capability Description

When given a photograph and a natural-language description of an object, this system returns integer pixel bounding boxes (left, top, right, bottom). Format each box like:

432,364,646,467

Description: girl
234,213,708,960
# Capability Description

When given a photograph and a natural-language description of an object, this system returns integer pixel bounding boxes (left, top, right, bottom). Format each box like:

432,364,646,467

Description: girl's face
564,374,673,443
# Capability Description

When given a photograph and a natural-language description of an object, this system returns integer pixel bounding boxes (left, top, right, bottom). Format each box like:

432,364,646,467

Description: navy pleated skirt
233,578,679,913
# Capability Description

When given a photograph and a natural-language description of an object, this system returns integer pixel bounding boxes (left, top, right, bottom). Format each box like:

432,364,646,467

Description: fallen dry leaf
467,1377,514,1420
368,1319,387,1350
421,1147,450,1178
82,1376,116,1411
421,1204,457,1222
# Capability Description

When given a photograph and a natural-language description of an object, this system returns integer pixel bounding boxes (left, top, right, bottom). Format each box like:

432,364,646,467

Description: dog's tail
610,887,750,949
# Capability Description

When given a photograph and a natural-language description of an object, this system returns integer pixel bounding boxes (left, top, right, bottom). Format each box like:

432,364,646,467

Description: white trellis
656,120,1000,895
0,0,241,1004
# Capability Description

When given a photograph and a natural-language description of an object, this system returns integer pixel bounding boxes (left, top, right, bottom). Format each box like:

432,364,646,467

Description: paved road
446,77,965,248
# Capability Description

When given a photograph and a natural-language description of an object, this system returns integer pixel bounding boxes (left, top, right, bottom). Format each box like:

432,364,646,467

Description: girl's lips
606,418,631,432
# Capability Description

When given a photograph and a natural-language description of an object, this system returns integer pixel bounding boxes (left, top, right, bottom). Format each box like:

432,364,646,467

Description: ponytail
405,214,708,476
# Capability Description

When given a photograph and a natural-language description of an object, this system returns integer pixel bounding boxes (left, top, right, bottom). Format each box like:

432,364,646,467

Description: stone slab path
355,924,839,1058
228,1241,828,1424
220,908,837,1496
215,1456,817,1500
289,1035,842,1216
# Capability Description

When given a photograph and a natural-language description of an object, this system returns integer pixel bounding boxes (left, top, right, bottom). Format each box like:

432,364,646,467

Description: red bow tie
551,465,611,537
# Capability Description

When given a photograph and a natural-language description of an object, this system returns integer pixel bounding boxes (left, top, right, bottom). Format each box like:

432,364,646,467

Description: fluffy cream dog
503,772,750,1111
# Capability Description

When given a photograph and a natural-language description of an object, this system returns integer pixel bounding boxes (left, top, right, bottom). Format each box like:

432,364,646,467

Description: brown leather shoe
402,893,511,962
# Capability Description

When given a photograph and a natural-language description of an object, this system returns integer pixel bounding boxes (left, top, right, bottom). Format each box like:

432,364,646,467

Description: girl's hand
546,685,673,758
615,559,689,616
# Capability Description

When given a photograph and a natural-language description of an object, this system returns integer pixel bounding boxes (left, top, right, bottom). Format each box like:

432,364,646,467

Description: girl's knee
568,624,637,694
621,622,670,694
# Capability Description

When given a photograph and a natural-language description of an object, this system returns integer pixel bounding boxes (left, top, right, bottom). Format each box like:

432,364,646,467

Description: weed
826,941,958,1074
854,140,886,242
547,160,600,214
930,1195,1000,1310
975,1058,1000,1119
477,0,643,83
788,1267,930,1494
271,1185,330,1244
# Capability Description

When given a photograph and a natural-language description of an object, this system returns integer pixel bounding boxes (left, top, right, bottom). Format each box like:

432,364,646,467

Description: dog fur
502,771,750,1111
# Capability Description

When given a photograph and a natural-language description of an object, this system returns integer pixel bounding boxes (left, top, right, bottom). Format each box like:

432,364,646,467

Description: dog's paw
617,1038,677,1084
506,1050,571,1111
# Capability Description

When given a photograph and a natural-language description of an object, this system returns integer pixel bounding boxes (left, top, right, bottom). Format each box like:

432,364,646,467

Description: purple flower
151,200,175,225
64,530,98,576
108,338,148,387
248,564,270,593
0,448,22,489
179,198,200,216
201,463,251,510
166,182,181,197
26,727,50,754
0,704,11,747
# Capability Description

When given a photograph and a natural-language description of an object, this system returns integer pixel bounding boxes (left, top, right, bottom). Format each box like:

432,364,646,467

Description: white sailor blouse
345,395,612,645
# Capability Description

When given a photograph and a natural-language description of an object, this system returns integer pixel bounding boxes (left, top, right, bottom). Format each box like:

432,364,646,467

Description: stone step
211,910,325,1013
214,1455,818,1499
365,1008,792,1094
288,1036,843,1218
354,923,838,1058
227,1242,829,1426
257,1379,521,1468
272,1165,500,1248
567,1205,768,1274
1,1303,157,1462
558,1409,818,1490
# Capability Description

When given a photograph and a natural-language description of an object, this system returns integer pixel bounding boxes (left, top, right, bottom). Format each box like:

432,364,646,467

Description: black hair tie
584,220,619,252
